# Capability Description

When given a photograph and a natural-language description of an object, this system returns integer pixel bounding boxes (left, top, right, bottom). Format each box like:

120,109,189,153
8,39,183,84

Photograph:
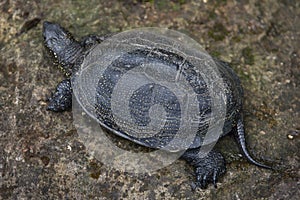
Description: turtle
43,21,271,189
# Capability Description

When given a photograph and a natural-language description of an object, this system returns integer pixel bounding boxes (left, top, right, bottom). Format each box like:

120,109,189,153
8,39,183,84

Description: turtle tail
235,116,272,169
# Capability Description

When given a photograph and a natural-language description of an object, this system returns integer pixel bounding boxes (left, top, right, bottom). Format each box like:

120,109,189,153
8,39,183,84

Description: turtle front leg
47,79,72,112
181,148,226,189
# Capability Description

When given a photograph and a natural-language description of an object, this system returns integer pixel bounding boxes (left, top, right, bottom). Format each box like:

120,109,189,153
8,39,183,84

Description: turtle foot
182,149,226,189
47,79,72,112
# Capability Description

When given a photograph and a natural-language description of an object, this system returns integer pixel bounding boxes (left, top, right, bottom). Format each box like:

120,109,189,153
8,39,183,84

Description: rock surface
0,0,299,199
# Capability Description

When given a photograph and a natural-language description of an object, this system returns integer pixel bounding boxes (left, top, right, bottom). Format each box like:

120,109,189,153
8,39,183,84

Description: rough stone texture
0,0,299,199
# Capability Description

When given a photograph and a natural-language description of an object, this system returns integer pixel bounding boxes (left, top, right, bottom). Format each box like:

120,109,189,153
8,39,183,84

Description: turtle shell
72,28,243,152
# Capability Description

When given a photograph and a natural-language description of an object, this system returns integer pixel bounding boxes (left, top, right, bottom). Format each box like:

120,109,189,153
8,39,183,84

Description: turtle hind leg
234,115,272,169
181,148,226,189
47,79,72,112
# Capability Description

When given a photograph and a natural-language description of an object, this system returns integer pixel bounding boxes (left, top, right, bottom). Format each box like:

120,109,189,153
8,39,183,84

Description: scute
72,28,241,151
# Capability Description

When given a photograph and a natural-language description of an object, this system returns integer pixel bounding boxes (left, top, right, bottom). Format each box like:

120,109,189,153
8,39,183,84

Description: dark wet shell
72,28,243,151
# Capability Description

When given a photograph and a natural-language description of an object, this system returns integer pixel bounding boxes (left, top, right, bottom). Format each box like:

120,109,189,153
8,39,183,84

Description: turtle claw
213,170,218,188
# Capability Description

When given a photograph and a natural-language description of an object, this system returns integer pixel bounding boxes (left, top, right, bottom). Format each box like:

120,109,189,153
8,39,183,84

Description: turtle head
43,21,83,75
